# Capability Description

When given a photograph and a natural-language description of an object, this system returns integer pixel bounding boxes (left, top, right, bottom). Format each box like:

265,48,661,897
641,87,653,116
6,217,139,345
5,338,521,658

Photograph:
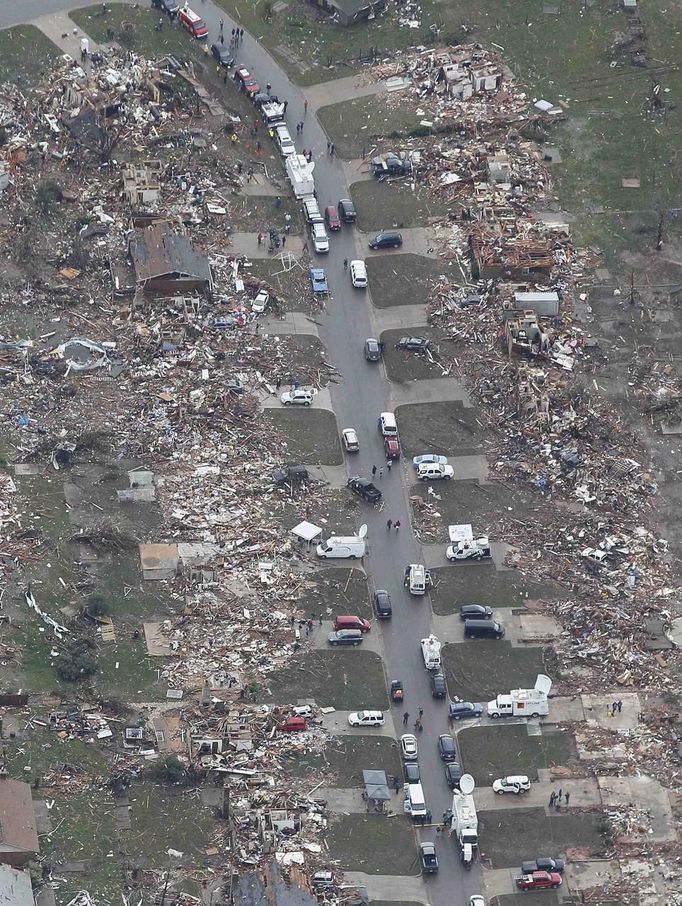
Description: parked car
521,859,565,875
328,629,363,647
211,44,234,67
400,734,419,761
365,338,382,361
234,67,260,95
350,259,367,288
347,476,382,504
278,716,307,732
153,0,179,13
417,463,454,481
420,842,439,874
373,589,392,618
404,761,420,783
444,761,463,789
341,427,359,452
459,604,493,621
396,336,430,351
465,619,505,639
437,734,458,762
338,198,356,222
310,223,330,253
412,454,448,468
369,230,403,249
515,872,562,891
348,710,384,728
252,289,269,314
324,205,341,231
430,672,447,698
334,615,371,633
280,389,314,406
384,437,400,460
469,898,486,906
178,4,208,37
448,701,483,721
372,153,412,177
493,775,531,795
309,268,328,294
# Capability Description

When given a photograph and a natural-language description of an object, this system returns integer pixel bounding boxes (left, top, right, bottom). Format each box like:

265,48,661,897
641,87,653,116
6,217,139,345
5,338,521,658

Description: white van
404,782,427,819
378,412,398,437
275,124,296,158
348,710,385,727
302,196,323,224
317,525,367,559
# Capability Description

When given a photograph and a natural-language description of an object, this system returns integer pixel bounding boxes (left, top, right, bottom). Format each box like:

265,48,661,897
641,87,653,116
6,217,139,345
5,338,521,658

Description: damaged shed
129,222,213,294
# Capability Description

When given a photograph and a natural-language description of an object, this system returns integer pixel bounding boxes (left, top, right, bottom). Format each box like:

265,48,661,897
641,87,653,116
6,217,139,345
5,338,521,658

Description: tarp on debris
362,770,390,800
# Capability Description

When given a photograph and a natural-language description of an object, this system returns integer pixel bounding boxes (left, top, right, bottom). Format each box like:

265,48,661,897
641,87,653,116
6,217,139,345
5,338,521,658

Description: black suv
338,198,356,223
430,672,447,698
369,230,403,250
448,701,483,721
211,44,234,68
347,476,382,504
373,589,392,619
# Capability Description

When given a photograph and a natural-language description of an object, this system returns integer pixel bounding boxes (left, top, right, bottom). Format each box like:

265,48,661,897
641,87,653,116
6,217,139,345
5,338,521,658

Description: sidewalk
31,10,103,59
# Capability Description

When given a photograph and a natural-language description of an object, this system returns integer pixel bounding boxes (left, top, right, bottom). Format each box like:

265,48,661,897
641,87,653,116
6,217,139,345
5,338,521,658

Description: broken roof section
0,777,39,867
235,861,319,906
129,222,213,294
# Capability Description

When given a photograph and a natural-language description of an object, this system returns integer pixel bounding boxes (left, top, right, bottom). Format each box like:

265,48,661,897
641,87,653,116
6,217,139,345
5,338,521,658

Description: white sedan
310,223,330,253
400,733,419,761
412,454,448,469
350,259,367,288
251,289,269,314
342,428,359,452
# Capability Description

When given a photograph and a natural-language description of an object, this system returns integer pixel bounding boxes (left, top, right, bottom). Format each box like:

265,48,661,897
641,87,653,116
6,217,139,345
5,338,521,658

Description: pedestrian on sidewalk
386,459,392,472
425,810,432,825
372,465,377,477
612,700,619,715
402,711,409,725
564,791,570,806
240,28,244,40
387,519,392,531
394,776,400,793
606,704,612,718
296,123,300,135
275,195,281,208
617,699,623,713
299,121,304,133
318,614,323,626
394,520,401,532
307,618,313,633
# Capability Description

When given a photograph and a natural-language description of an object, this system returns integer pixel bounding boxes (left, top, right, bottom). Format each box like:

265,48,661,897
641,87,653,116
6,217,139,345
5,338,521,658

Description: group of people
549,789,570,808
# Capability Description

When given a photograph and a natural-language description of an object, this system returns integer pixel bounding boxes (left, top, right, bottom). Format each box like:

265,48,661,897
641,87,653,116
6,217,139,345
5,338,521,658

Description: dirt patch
396,404,485,457
286,736,401,786
327,813,419,874
381,328,449,382
296,568,372,621
264,410,342,465
366,254,447,309
431,566,562,612
442,641,548,702
351,180,451,231
480,808,606,868
457,724,578,786
228,195,302,234
265,649,388,710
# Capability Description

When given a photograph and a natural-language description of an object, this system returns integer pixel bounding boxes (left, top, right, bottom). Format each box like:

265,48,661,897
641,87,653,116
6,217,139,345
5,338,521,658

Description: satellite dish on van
459,774,475,795
358,524,368,540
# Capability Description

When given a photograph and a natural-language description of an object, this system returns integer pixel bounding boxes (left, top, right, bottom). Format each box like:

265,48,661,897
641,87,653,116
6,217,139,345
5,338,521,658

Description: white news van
316,525,367,560
487,674,552,719
421,635,442,670
404,782,427,820
286,154,315,199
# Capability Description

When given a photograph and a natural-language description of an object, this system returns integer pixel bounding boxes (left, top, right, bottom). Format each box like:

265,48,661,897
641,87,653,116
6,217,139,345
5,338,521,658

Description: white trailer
487,674,552,719
286,154,315,199
451,776,478,866
421,635,441,670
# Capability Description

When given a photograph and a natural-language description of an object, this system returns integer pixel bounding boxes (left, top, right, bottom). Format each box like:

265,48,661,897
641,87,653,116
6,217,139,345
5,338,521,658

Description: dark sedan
522,859,565,875
373,589,392,619
430,672,447,698
211,44,234,67
459,604,493,621
448,701,483,721
444,761,463,789
404,761,420,783
437,734,458,762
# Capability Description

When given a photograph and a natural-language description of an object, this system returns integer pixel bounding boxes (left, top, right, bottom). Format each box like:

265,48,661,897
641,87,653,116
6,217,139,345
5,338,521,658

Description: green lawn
0,26,61,88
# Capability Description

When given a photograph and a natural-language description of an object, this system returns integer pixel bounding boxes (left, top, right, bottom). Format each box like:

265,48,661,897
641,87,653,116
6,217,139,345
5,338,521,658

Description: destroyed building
307,0,387,26
129,222,213,294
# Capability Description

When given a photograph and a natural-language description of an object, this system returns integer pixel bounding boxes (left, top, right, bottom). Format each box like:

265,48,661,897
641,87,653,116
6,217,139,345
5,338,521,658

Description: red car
278,717,307,733
334,615,371,633
235,67,260,96
384,437,401,460
516,871,562,891
325,205,341,231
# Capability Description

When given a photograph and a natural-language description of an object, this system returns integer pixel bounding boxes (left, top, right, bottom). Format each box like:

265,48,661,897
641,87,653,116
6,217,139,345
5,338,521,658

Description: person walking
307,618,313,633
606,704,612,718
425,810,432,825
549,792,556,808
612,701,619,715
617,700,623,713
394,776,400,794
240,28,244,40
282,235,286,247
257,232,263,246
394,520,401,532
343,258,348,269
275,195,281,208
387,519,392,531
318,614,323,626
386,459,392,472
372,465,377,477
304,98,308,115
557,788,563,803
330,143,335,155
402,711,409,726
299,121,304,134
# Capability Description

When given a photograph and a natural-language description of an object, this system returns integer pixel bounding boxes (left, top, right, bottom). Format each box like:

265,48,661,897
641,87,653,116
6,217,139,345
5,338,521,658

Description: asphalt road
1,1,482,901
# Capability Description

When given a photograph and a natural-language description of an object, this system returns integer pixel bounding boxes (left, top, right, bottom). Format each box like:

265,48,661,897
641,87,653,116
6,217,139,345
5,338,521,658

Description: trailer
487,674,552,719
286,154,316,199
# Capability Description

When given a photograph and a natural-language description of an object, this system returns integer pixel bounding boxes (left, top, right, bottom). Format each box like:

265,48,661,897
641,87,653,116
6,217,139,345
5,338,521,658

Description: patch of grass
431,566,561,612
126,783,216,864
351,180,450,231
4,729,111,784
366,254,446,309
396,403,485,457
327,813,419,874
71,5,200,61
442,641,547,702
264,409,342,465
265,649,388,710
479,808,606,868
457,724,577,785
229,195,301,233
381,327,447,382
295,568,372,621
286,735,401,786
0,26,61,88
318,95,421,159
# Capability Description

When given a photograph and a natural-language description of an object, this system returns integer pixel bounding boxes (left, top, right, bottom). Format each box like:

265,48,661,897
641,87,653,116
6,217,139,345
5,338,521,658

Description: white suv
417,463,454,481
310,223,329,253
492,775,531,795
350,259,367,288
280,389,314,406
348,710,385,727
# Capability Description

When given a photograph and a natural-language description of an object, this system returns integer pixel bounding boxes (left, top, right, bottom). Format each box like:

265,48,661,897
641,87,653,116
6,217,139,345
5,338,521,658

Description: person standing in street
372,465,377,477
564,791,570,806
402,711,409,726
304,98,308,115
379,467,383,479
394,520,401,532
386,459,392,472
387,519,392,531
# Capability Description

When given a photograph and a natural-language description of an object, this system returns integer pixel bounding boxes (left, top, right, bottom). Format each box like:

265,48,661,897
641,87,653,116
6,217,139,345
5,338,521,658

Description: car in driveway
417,463,454,481
211,44,234,67
400,733,419,761
373,589,392,618
309,268,328,294
365,338,382,361
437,734,458,762
460,604,493,621
341,428,359,452
412,454,448,469
493,775,531,795
347,476,382,504
338,198,356,223
404,761,420,783
252,289,269,314
444,761,463,789
280,389,314,406
395,336,430,351
369,230,403,250
310,223,330,253
384,437,400,460
515,872,562,891
430,672,447,698
348,710,384,727
521,859,565,875
350,260,367,288
448,701,483,721
327,629,363,647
